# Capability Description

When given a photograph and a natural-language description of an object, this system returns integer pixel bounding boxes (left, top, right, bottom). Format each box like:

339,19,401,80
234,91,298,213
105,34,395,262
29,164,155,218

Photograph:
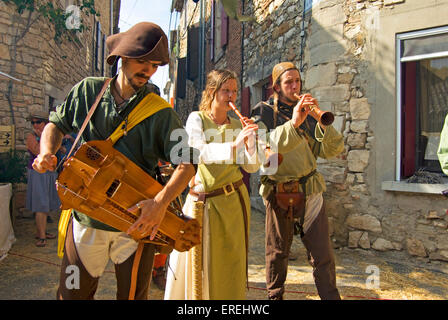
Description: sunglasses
31,120,44,125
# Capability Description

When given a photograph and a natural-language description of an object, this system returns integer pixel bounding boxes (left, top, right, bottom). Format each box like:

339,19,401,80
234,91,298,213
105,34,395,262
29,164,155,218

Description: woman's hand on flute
233,123,258,155
240,116,254,127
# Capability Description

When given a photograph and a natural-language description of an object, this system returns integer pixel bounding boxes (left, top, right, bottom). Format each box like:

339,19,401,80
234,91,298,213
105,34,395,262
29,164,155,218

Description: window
397,26,448,180
262,77,273,101
94,21,102,72
48,96,55,112
210,0,228,62
101,34,106,76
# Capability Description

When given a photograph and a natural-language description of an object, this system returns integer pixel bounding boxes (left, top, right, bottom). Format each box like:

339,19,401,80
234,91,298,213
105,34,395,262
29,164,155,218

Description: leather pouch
275,192,305,210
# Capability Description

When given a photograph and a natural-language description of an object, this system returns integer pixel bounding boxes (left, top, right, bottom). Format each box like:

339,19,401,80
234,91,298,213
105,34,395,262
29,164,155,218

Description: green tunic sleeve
308,123,345,159
438,114,448,175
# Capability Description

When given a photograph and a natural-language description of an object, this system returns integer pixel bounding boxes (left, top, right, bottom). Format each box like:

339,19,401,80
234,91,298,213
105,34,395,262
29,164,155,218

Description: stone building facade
243,0,448,262
0,0,120,152
168,0,243,124
169,0,448,262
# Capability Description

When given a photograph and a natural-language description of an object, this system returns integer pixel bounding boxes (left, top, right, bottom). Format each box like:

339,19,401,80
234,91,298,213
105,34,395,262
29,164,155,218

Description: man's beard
278,91,298,106
129,74,149,91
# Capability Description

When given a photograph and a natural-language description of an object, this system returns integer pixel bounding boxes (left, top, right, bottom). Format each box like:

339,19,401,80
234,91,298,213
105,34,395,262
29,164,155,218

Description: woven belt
189,179,244,202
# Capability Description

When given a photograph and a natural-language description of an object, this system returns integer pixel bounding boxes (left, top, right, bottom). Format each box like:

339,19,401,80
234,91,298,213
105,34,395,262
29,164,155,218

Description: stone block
347,150,369,172
346,214,382,233
319,165,346,184
384,0,405,5
350,98,370,120
313,3,346,27
347,133,366,148
350,120,369,133
310,23,344,49
311,84,350,103
0,43,10,60
372,238,394,251
429,251,448,262
304,63,337,89
309,41,347,66
348,231,363,248
406,238,427,257
436,235,448,250
359,232,370,249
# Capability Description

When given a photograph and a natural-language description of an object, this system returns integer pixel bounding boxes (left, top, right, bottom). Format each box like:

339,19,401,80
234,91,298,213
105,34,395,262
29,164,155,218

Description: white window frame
395,25,448,181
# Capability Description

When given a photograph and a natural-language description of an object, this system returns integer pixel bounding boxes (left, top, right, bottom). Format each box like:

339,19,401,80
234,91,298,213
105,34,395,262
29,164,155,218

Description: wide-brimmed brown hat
27,110,49,121
272,62,300,85
106,22,169,66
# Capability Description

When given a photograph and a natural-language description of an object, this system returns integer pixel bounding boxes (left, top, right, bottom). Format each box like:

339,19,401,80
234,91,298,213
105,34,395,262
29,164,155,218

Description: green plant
0,150,28,184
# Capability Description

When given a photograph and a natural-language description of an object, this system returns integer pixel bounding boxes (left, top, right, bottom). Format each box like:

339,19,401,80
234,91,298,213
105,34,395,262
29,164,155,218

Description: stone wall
243,0,448,263
173,0,242,124
0,0,119,151
0,0,120,214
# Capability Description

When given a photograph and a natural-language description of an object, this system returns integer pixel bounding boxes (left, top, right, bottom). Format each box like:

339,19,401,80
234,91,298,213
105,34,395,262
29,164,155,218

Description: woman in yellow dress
165,69,259,299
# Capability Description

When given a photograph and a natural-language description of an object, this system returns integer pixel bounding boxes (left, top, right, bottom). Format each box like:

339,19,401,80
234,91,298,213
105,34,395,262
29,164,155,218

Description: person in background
437,114,448,176
25,110,61,247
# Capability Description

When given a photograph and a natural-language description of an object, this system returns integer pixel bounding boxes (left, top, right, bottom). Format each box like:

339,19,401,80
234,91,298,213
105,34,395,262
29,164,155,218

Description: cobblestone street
1,207,448,300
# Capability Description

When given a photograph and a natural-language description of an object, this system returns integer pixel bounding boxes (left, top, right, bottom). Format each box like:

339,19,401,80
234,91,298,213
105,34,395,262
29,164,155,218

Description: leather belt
272,169,317,194
189,179,244,202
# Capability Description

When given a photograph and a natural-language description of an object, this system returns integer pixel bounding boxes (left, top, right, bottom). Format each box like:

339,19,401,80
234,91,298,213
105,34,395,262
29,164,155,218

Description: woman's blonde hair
198,69,238,112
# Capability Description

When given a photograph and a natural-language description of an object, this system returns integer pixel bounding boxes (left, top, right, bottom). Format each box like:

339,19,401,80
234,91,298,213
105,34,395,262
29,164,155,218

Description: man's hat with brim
27,110,49,121
106,22,169,66
272,62,300,85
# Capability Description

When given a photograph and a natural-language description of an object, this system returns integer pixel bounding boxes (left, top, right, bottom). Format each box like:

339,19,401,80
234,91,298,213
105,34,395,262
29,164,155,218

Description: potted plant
0,150,28,224
0,150,28,184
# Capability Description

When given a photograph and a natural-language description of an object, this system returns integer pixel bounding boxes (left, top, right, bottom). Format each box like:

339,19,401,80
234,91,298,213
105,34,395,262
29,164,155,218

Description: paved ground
1,207,448,300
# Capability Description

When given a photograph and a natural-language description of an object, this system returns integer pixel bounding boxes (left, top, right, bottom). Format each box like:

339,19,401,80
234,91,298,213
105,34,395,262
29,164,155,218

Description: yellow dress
164,111,259,300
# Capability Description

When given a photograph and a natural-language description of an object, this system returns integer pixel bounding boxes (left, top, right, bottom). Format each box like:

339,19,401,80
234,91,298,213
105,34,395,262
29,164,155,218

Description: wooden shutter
187,26,200,80
401,61,417,178
210,0,215,61
262,77,273,101
176,57,187,99
220,3,228,48
241,86,251,117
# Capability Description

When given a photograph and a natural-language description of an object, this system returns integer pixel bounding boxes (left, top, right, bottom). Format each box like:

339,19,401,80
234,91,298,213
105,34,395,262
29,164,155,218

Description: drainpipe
299,0,306,72
199,0,205,91
241,0,245,93
110,0,113,35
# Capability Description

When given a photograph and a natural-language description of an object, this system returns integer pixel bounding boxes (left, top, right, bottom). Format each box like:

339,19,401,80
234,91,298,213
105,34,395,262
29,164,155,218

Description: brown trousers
264,192,340,300
57,219,156,300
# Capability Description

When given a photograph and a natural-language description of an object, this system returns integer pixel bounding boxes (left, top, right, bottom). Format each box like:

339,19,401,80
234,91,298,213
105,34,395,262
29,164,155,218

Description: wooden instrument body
57,140,200,252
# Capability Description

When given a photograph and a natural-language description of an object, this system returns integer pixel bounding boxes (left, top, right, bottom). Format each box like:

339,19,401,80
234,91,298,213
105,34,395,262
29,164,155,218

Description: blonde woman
165,69,259,299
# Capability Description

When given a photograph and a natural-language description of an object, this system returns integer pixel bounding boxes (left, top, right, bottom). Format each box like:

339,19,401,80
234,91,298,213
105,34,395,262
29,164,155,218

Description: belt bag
275,192,305,210
274,180,305,210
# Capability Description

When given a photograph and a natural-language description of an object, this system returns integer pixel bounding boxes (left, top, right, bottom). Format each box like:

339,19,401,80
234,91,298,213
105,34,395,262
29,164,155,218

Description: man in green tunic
33,22,197,300
251,62,344,300
438,114,448,176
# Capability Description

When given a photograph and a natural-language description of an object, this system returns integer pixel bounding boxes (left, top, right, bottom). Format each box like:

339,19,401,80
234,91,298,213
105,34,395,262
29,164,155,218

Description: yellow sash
57,92,171,258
